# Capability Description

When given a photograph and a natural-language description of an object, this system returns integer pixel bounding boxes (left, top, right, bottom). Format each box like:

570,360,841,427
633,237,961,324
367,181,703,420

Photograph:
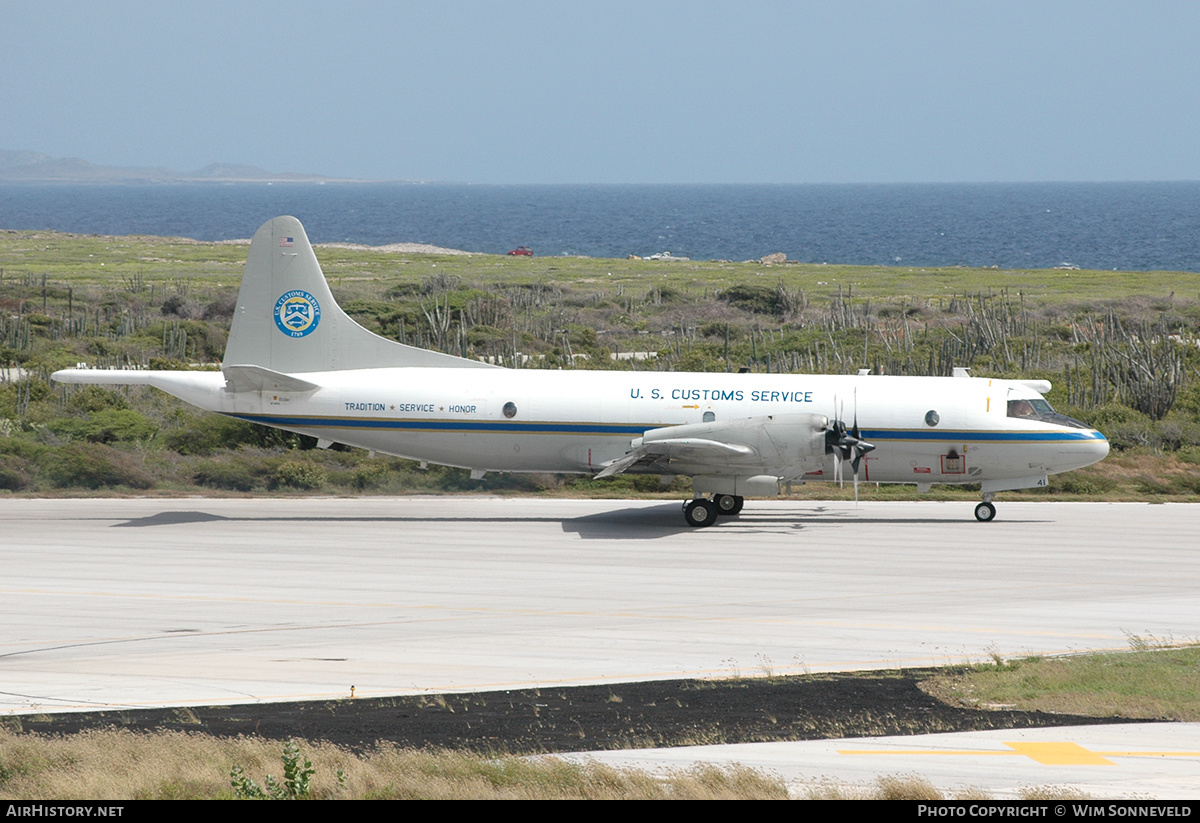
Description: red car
507,246,533,256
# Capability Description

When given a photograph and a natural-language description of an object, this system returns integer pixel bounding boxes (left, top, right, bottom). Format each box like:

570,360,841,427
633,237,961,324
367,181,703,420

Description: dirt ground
10,669,1132,754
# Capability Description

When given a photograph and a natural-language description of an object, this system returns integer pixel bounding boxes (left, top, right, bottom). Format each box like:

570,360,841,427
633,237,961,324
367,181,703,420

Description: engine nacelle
639,412,829,476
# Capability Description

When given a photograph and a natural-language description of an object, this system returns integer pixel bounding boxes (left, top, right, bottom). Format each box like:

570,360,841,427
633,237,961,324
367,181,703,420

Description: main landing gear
683,495,744,527
686,494,999,525
714,494,744,515
974,494,997,522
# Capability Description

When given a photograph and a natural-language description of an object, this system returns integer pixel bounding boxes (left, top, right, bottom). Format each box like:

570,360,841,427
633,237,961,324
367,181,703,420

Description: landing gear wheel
974,501,997,522
684,498,718,527
714,494,744,516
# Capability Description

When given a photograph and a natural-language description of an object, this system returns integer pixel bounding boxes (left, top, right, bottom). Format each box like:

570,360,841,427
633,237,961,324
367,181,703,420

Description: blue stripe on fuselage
862,428,1106,443
232,414,653,436
232,413,1104,443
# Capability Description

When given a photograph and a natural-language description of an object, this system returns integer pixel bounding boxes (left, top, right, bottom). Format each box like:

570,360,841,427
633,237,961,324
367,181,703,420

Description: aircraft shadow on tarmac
560,505,1048,539
109,505,1047,539
106,507,685,538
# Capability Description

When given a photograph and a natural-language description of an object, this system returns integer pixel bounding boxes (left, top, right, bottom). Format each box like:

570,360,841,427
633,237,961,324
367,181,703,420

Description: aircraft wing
596,412,829,479
595,437,754,478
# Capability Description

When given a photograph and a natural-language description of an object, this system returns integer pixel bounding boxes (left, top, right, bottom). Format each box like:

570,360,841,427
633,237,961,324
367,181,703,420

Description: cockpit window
1007,397,1088,428
1008,398,1050,419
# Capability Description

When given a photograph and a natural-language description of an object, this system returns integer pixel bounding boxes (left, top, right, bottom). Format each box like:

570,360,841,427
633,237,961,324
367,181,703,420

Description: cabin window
702,411,715,423
503,401,517,419
925,410,940,426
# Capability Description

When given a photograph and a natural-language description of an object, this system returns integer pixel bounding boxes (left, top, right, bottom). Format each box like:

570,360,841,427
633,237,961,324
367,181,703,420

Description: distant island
0,149,369,183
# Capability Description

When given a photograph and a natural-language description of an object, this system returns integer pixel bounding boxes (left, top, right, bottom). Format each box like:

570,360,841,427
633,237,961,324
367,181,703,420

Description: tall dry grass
0,729,788,800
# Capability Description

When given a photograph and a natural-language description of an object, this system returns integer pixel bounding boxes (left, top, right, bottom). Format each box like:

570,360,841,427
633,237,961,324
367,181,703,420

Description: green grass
5,226,1198,306
922,642,1200,721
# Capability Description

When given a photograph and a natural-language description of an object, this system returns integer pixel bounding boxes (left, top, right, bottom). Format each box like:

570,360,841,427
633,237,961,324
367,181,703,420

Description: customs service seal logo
274,290,321,338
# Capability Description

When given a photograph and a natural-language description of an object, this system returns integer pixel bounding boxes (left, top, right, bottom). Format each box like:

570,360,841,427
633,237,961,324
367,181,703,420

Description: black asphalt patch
6,669,1140,754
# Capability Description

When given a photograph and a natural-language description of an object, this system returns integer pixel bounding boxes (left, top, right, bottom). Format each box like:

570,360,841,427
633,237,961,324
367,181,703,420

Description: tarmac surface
574,722,1200,800
2,497,1198,797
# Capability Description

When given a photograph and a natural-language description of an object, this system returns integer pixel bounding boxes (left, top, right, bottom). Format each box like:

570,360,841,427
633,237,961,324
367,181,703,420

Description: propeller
825,389,877,503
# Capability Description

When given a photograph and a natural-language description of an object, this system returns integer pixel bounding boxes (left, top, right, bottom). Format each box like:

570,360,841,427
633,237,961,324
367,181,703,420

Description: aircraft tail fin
223,216,493,373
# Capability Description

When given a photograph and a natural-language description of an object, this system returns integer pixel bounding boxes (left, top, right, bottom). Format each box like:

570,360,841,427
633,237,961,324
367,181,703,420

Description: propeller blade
825,390,876,496
853,450,860,505
849,438,876,474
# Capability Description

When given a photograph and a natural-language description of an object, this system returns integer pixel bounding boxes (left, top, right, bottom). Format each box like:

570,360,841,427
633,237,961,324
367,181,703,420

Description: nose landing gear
975,494,997,522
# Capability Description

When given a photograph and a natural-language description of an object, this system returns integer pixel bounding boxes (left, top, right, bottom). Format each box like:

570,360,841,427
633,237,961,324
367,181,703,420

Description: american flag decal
279,236,294,247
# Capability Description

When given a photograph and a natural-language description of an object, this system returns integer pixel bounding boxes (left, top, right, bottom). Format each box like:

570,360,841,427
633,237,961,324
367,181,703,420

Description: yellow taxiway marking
839,741,1200,766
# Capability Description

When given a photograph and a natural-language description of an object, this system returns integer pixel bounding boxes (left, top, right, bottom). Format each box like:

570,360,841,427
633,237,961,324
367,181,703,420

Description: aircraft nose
1053,430,1109,473
1078,430,1110,467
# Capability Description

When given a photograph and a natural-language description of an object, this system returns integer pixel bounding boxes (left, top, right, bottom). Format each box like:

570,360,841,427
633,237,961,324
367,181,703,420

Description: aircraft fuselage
132,367,1108,492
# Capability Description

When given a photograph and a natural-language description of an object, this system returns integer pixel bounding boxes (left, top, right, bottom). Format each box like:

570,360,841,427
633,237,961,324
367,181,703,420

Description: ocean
1,181,1198,271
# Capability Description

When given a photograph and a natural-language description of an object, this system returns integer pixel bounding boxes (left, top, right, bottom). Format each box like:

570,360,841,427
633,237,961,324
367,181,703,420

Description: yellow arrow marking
839,741,1200,766
1003,742,1115,765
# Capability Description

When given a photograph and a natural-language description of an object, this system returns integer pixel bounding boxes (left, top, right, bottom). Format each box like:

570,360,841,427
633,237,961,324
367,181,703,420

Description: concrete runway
3,497,1198,797
576,722,1200,800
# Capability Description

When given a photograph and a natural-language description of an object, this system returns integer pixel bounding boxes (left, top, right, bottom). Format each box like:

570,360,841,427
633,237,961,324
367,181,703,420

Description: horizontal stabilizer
51,369,157,386
51,368,228,412
222,364,320,393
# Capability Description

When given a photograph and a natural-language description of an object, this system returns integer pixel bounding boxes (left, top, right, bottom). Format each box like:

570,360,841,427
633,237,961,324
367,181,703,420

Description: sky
3,1,1199,184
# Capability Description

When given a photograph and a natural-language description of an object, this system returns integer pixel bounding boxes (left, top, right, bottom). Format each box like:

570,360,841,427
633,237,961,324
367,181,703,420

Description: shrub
160,295,189,317
1050,473,1116,495
66,386,131,414
201,294,238,321
720,283,782,315
193,458,265,492
0,455,32,491
230,740,325,800
146,357,188,371
89,409,156,443
350,460,390,490
164,414,316,455
275,461,327,490
39,443,154,489
1134,474,1176,495
47,409,158,444
0,379,53,418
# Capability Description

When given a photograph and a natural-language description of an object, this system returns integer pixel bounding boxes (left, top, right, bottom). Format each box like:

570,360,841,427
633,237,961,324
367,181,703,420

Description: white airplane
52,216,1109,526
